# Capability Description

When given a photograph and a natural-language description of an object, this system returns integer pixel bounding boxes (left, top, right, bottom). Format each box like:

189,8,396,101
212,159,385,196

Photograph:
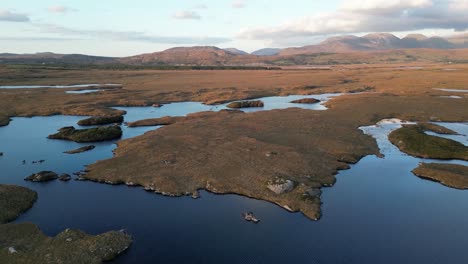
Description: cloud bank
0,9,29,22
36,24,230,45
238,0,468,45
173,11,201,20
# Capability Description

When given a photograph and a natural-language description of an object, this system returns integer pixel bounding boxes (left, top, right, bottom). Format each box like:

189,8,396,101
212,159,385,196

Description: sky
0,0,467,56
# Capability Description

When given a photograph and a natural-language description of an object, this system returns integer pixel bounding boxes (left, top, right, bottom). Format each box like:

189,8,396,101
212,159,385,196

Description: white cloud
173,11,201,20
449,0,468,9
238,0,468,45
47,6,77,13
232,1,246,8
0,9,29,22
35,24,230,45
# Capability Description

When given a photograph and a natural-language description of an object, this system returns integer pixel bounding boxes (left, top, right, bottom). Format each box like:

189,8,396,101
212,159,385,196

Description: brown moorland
1,63,467,219
1,63,468,122
412,163,468,189
84,93,468,220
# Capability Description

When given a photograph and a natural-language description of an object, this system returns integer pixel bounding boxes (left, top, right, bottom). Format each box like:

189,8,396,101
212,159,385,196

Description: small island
48,126,122,143
290,98,320,104
64,145,96,154
127,116,183,127
389,123,468,161
226,100,264,109
24,171,59,182
77,115,124,126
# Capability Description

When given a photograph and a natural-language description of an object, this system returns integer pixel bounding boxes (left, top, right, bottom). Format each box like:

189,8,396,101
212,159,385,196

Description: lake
1,94,467,264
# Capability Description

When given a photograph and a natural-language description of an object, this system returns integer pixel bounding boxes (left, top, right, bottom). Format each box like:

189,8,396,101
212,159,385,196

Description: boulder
242,212,260,223
58,174,72,181
267,178,295,194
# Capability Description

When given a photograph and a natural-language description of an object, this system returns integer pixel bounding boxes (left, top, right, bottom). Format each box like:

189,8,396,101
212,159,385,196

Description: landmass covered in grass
412,163,468,189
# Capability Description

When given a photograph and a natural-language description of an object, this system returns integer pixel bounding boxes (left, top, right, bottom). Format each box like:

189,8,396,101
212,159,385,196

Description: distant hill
0,52,115,64
120,46,260,66
2,33,468,66
224,48,249,55
280,33,460,56
251,48,281,56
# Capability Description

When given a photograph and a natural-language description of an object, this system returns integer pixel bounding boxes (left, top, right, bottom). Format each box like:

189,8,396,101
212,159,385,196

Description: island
389,123,468,160
77,115,124,126
0,184,132,263
48,126,122,143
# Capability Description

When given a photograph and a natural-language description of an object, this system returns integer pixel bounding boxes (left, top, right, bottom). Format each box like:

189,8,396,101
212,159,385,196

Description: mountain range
1,33,468,66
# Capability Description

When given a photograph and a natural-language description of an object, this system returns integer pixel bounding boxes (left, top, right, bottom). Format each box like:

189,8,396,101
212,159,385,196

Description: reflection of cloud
232,0,246,8
173,11,201,20
36,24,231,45
47,6,77,13
0,9,30,22
238,0,468,45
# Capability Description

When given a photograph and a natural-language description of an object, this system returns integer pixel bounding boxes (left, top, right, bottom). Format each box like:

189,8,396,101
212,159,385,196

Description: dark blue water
1,98,468,264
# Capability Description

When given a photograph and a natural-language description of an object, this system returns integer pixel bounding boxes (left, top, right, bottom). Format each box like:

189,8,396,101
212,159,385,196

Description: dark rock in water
58,174,72,181
77,115,124,126
48,125,122,143
0,152,3,156
25,171,58,182
290,98,320,104
64,145,96,154
242,212,260,223
226,100,264,109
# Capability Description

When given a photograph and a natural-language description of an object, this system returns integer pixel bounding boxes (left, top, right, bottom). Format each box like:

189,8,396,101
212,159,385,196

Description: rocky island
77,115,124,126
48,125,122,143
226,100,264,109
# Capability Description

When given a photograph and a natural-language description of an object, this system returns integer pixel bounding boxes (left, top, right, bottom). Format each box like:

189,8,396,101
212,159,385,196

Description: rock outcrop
24,171,59,182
